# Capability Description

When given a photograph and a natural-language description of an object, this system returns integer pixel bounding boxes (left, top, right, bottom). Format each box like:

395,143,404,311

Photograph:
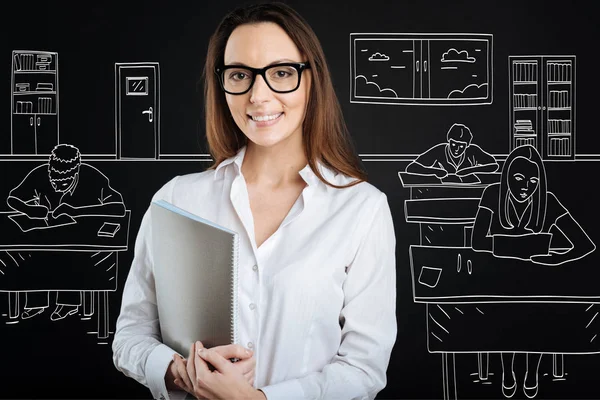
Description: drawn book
150,199,239,358
97,222,120,238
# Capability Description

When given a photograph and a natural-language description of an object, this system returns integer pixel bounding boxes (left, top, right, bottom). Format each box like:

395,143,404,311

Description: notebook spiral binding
230,233,240,346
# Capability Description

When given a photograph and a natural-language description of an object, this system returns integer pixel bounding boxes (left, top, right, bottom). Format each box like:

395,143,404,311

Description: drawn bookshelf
509,55,575,160
11,50,59,155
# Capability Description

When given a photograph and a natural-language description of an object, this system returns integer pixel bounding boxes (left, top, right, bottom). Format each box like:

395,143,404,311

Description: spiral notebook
150,199,239,358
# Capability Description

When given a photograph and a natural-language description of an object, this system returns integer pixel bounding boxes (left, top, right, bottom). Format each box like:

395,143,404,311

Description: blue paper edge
152,199,238,236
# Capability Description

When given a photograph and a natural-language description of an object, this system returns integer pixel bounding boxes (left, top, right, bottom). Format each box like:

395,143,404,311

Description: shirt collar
214,145,337,187
298,161,336,187
214,146,247,180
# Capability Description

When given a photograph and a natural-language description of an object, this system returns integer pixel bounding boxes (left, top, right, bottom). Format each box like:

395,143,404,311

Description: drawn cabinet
11,50,59,155
509,55,575,160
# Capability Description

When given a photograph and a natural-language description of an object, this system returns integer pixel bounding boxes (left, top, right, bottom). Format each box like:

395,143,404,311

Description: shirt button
249,303,256,310
252,264,258,272
247,341,254,349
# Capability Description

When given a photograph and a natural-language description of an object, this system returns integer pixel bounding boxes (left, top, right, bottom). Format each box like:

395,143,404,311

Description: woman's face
507,157,540,203
223,22,311,150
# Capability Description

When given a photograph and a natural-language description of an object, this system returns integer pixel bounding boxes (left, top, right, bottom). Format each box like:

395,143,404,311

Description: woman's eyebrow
224,58,300,67
266,58,299,65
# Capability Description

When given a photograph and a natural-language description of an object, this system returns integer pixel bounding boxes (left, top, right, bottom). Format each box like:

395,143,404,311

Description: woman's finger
212,344,253,361
233,357,256,375
186,343,197,389
173,355,193,393
243,369,255,385
194,342,212,384
197,346,233,375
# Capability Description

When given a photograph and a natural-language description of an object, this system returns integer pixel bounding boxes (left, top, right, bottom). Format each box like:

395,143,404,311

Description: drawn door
116,63,159,159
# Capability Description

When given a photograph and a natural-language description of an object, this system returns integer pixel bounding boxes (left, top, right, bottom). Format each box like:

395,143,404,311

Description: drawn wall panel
2,3,599,399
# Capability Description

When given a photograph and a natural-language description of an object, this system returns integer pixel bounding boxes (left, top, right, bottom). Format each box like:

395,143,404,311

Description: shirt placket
229,172,261,358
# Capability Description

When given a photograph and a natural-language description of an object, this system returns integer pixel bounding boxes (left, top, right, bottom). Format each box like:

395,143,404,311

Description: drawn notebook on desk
150,199,239,358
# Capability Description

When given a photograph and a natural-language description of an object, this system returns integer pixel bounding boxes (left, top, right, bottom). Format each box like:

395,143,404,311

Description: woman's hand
166,354,194,393
168,342,257,398
184,341,265,400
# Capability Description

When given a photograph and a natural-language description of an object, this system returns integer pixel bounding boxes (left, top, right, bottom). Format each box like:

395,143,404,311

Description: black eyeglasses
215,62,311,95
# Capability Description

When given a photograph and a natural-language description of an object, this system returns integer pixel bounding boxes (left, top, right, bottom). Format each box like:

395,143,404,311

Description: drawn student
471,144,596,398
472,144,595,265
5,143,126,320
112,2,397,400
405,122,499,181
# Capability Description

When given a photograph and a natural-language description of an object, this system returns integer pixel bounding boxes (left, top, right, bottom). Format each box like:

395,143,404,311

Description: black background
1,1,599,399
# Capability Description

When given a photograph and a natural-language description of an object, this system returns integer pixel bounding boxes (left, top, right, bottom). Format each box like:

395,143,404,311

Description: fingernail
197,347,205,354
196,341,204,349
245,349,251,356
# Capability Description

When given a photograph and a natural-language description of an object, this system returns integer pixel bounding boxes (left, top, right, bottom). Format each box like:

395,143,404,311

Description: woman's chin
246,132,293,149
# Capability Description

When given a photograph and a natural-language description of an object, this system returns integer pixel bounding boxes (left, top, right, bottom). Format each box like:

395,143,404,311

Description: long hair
203,1,367,188
499,145,547,232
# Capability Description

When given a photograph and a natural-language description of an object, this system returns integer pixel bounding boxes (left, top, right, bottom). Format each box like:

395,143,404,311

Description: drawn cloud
448,83,488,98
368,52,390,62
355,75,398,98
441,49,476,63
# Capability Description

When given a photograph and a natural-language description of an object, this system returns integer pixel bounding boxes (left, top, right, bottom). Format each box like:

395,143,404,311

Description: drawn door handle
142,106,153,123
416,60,420,73
424,60,427,72
30,117,34,126
37,117,41,126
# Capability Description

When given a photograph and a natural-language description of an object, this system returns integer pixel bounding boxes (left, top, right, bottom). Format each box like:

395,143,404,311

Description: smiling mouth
248,112,283,122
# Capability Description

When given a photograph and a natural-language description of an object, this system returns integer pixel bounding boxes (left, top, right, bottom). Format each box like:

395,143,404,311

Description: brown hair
203,1,367,188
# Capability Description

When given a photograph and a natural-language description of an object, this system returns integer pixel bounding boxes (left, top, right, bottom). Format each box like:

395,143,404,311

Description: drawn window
126,76,148,96
350,33,493,105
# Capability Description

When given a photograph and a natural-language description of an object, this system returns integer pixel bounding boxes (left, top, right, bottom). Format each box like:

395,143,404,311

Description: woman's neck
241,140,308,188
509,195,531,220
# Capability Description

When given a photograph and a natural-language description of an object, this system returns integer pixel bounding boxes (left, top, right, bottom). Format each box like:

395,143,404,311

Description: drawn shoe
50,305,78,321
523,371,539,399
22,307,45,319
501,371,517,398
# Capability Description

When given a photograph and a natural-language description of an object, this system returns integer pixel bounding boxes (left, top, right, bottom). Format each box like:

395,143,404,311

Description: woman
471,144,596,398
112,2,397,400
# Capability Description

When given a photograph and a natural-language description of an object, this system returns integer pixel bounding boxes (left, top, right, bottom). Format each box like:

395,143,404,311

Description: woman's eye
514,176,523,181
270,68,295,79
229,71,249,81
530,178,539,184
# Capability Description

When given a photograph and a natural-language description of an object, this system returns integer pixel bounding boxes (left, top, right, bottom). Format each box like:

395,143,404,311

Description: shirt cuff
259,379,305,400
145,343,188,400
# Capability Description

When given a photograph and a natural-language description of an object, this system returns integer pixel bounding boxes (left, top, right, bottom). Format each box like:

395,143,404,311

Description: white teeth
251,113,282,122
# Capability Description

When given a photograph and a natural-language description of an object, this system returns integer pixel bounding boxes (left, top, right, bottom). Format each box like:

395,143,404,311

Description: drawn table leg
442,352,457,400
478,352,489,381
83,291,94,317
553,354,565,378
97,291,109,339
8,291,20,319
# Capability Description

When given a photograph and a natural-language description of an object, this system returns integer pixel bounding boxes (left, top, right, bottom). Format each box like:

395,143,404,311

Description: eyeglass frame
215,62,311,95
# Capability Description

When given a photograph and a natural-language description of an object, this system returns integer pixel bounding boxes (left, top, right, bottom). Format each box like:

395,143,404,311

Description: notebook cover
150,200,239,357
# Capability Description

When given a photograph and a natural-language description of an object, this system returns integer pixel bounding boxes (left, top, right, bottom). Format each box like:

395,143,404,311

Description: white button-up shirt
112,146,397,400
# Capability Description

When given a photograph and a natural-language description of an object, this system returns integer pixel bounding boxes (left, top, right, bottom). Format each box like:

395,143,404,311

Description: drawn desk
398,172,500,246
410,245,600,399
0,211,131,339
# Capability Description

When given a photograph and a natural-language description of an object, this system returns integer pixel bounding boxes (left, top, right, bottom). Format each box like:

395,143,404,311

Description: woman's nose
249,75,271,103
